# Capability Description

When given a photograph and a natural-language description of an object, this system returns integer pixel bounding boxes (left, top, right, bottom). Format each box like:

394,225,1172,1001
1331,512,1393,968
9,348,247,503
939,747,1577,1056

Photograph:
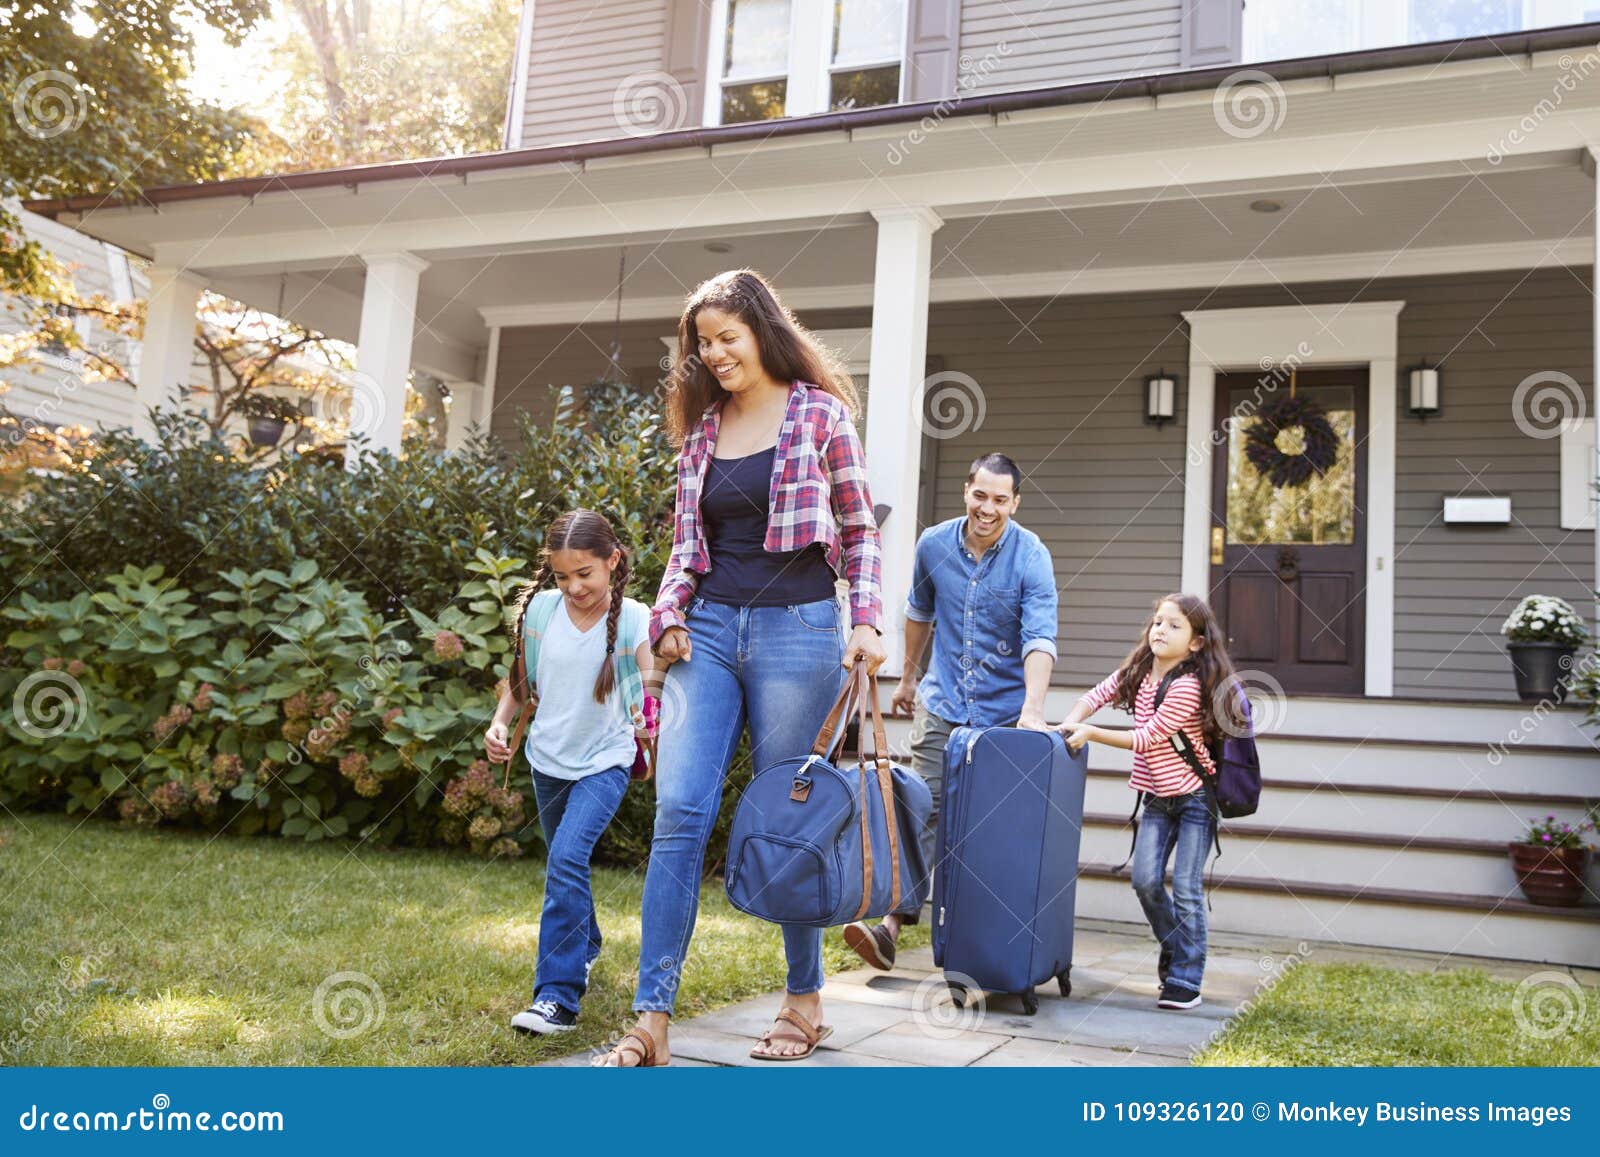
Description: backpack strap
503,592,561,788
1152,664,1224,886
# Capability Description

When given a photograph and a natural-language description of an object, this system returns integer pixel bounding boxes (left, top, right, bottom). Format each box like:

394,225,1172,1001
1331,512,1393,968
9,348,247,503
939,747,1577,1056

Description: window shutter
1180,0,1244,69
904,0,961,104
664,0,714,127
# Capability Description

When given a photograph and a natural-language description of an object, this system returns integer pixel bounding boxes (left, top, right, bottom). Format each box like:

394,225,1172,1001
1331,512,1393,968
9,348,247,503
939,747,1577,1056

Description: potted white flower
1501,594,1587,702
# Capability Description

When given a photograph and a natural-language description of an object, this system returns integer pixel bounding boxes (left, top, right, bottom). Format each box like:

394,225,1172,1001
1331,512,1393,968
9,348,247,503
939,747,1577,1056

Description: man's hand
890,679,917,718
1017,709,1049,732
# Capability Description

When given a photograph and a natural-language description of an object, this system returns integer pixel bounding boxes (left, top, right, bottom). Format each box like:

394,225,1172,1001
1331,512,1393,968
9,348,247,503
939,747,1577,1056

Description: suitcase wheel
947,980,968,1009
1019,988,1039,1016
1057,966,1072,999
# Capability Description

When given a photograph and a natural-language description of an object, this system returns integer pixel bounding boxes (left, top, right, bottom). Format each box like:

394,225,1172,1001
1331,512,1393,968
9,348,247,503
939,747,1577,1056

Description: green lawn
1196,960,1600,1066
0,812,925,1066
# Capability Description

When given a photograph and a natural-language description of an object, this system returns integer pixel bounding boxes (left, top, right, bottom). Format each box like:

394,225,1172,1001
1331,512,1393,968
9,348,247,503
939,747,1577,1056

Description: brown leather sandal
749,1007,833,1062
593,1025,665,1067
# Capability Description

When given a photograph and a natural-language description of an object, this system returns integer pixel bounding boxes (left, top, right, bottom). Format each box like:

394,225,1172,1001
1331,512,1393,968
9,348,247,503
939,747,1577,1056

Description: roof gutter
25,21,1600,218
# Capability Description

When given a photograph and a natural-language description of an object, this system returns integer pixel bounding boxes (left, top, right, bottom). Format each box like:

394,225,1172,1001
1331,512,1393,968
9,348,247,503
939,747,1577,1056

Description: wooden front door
1209,369,1367,694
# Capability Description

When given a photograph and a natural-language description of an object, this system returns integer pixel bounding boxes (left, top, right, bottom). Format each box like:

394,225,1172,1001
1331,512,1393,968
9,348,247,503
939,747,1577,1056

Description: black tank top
697,447,837,607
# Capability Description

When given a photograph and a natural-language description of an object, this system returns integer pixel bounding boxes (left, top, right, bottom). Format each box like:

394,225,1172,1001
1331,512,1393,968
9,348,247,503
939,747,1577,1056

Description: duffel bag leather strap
852,662,875,920
811,667,860,761
845,657,904,919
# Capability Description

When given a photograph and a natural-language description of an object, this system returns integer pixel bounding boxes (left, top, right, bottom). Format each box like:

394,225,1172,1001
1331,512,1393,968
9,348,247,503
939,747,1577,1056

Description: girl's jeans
633,596,847,1014
532,765,629,1013
1129,788,1215,995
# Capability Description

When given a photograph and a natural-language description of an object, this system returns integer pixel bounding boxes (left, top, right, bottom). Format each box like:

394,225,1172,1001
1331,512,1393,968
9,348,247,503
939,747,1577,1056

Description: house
25,1,1600,964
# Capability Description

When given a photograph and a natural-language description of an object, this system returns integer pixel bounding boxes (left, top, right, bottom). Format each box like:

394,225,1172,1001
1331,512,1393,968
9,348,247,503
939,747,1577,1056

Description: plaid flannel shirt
649,381,882,646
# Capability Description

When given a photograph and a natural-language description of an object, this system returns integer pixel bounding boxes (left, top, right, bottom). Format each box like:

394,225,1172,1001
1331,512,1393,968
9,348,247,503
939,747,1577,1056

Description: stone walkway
546,919,1325,1067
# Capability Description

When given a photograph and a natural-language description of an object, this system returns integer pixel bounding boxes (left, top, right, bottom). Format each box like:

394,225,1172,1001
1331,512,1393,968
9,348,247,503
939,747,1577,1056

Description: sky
181,11,289,113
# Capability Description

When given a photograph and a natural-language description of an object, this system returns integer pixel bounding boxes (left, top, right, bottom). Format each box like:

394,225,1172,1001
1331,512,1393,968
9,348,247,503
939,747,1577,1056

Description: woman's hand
843,624,887,675
655,626,692,665
1057,720,1093,753
484,719,511,764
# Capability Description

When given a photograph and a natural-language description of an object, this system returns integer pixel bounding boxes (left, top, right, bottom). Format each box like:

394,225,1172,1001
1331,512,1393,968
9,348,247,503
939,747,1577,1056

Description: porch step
1074,863,1600,967
1091,733,1600,796
1079,812,1523,896
1083,767,1596,841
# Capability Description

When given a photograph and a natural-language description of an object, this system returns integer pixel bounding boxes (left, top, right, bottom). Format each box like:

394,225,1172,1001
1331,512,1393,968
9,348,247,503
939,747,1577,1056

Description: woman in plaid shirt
595,270,886,1067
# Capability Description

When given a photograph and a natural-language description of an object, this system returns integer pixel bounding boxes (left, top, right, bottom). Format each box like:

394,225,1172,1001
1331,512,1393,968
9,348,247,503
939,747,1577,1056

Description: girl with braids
484,509,652,1036
1055,594,1246,1012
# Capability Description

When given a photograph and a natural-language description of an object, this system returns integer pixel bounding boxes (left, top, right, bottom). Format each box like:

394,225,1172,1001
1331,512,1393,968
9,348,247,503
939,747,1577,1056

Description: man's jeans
531,765,630,1013
633,596,846,1013
1129,789,1215,995
899,703,1017,926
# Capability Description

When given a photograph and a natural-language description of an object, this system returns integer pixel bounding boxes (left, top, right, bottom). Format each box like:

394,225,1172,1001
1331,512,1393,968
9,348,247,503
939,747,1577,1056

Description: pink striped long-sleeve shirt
1080,669,1215,797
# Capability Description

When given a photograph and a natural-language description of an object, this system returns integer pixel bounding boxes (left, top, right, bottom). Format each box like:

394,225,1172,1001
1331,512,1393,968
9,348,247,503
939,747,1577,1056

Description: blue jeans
633,596,847,1014
1130,789,1215,995
532,765,629,1013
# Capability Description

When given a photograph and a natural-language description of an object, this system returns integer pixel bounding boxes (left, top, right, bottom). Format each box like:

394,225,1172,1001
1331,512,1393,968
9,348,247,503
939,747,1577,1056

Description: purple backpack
1153,669,1261,818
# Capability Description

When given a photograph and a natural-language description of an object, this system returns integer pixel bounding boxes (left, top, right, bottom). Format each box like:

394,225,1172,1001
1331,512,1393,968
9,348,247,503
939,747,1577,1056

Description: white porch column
349,250,428,468
864,206,942,676
443,380,487,451
134,266,205,442
1592,148,1600,634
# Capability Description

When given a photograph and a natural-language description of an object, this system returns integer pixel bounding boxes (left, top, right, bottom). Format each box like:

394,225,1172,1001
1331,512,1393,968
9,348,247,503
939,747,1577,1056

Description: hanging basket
1243,394,1339,488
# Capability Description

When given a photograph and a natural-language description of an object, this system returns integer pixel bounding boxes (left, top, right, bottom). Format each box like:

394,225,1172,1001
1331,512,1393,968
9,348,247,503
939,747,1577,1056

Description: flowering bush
1501,595,1587,646
1515,813,1595,851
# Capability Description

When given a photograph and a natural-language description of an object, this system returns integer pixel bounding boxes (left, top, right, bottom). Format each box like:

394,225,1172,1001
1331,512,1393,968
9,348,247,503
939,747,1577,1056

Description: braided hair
508,509,631,706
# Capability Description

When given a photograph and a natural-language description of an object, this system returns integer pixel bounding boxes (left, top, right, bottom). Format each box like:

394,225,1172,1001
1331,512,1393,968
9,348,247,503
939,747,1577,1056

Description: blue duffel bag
725,659,932,928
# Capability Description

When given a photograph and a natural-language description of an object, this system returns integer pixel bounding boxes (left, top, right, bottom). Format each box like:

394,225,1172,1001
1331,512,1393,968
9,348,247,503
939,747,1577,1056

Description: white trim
1559,418,1595,530
1180,301,1404,697
502,0,537,150
482,324,502,425
481,238,1579,328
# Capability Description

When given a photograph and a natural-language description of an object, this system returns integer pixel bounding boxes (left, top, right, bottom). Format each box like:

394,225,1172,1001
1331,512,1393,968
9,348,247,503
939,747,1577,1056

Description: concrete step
1079,812,1525,896
1074,864,1600,967
1083,768,1596,842
1087,733,1600,796
874,687,1600,749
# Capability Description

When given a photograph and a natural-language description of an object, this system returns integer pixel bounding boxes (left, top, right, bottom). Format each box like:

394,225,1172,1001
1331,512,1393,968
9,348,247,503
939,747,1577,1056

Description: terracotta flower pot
1507,842,1591,907
1506,641,1576,703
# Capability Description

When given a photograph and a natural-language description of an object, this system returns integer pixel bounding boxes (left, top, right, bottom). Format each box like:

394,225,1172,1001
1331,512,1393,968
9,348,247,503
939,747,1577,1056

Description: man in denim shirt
843,452,1059,971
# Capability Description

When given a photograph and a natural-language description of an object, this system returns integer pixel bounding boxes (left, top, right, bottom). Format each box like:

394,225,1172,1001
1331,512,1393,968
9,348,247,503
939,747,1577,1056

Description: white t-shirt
524,596,646,780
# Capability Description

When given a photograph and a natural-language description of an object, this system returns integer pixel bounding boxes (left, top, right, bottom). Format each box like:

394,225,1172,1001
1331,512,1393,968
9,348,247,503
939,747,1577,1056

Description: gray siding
517,0,670,149
493,270,1591,702
957,0,1183,92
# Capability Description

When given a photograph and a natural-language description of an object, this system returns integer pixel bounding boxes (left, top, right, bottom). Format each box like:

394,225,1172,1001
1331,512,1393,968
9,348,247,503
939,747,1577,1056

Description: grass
1196,961,1600,1066
0,812,926,1066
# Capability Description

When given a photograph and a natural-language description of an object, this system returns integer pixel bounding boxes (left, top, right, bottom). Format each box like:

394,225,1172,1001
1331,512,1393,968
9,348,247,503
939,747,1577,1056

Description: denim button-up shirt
906,517,1059,726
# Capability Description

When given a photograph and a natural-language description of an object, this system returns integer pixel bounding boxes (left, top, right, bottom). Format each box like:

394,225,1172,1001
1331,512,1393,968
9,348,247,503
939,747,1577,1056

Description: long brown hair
510,510,631,705
663,268,858,444
1110,593,1244,749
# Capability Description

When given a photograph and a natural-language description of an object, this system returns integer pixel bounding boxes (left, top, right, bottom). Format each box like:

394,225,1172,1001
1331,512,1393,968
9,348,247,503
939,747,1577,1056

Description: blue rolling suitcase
931,726,1087,1014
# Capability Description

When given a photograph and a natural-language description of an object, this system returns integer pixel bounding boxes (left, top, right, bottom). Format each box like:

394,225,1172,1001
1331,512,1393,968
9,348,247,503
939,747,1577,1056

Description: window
1242,0,1600,62
36,303,91,367
829,0,904,111
708,0,906,126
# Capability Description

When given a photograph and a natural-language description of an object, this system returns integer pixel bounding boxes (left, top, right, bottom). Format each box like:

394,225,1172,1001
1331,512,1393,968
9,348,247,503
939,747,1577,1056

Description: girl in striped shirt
1057,593,1243,1011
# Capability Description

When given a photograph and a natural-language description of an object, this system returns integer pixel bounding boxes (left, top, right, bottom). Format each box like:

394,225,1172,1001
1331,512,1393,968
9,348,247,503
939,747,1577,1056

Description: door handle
1210,526,1225,565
